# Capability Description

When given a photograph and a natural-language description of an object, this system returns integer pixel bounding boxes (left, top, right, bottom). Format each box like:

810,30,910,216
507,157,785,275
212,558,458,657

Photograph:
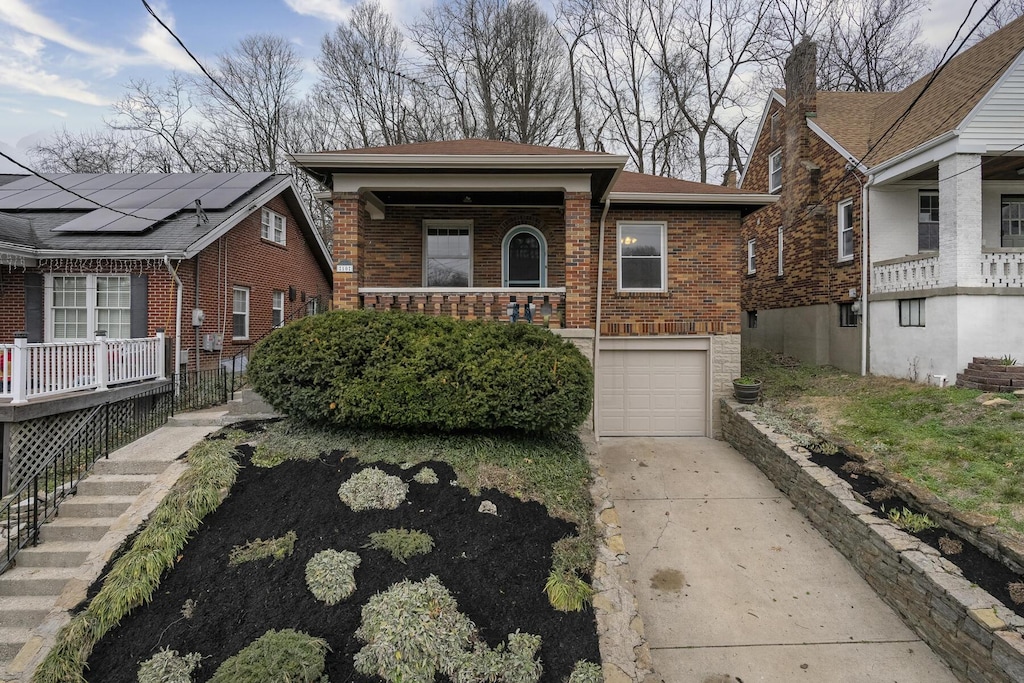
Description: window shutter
130,274,148,338
24,273,43,342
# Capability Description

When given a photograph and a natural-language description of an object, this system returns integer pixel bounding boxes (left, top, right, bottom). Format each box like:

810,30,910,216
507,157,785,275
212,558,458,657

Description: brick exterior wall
564,192,593,328
0,192,331,371
600,207,742,336
741,89,865,314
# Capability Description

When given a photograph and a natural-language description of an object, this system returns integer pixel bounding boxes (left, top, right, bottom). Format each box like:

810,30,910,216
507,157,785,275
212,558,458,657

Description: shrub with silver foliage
338,467,408,511
305,549,361,605
137,648,201,683
450,632,543,683
413,467,439,485
568,660,604,683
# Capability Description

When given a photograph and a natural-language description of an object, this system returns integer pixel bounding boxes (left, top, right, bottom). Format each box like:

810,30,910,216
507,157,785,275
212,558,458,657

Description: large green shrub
247,310,592,433
208,629,329,683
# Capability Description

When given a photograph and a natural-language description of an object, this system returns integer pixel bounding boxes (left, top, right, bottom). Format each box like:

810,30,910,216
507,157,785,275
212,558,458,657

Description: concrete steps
0,568,78,596
38,517,119,543
57,496,137,519
13,542,95,568
76,474,153,497
0,628,32,662
0,596,54,627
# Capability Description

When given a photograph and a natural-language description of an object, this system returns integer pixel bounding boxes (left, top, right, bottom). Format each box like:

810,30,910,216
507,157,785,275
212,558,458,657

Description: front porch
359,287,566,327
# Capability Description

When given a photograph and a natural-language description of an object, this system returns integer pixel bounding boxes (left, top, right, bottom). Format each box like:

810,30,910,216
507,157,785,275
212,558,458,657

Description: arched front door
502,226,546,287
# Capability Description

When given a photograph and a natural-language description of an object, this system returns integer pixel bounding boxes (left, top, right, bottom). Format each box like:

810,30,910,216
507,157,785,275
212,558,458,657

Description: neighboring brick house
741,15,1024,383
292,140,775,437
0,172,332,375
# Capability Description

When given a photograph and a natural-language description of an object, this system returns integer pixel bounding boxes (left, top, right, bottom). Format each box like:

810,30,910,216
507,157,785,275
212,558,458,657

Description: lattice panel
9,407,103,490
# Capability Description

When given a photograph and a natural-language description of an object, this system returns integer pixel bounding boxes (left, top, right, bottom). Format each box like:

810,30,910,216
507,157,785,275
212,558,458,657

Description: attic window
769,149,782,193
770,112,780,141
261,208,286,245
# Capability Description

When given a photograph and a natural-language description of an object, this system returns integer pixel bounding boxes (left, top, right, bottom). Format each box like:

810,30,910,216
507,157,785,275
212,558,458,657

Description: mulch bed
84,446,600,682
806,446,1024,618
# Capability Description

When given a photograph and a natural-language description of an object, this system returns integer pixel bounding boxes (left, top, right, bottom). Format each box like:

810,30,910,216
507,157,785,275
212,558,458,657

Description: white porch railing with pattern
980,251,1024,287
0,330,166,403
872,255,940,294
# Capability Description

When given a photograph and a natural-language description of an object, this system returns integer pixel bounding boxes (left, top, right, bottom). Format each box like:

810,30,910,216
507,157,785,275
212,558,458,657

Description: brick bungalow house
741,15,1024,383
291,140,775,437
0,172,332,377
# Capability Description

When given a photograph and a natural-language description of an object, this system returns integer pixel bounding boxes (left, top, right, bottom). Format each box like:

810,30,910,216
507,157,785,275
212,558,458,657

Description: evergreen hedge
247,310,592,433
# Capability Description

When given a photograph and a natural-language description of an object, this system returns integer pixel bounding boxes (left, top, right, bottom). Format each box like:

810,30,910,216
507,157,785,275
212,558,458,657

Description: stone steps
38,517,119,543
76,474,153,497
56,495,137,519
13,542,95,568
0,567,78,596
0,596,54,628
0,628,32,662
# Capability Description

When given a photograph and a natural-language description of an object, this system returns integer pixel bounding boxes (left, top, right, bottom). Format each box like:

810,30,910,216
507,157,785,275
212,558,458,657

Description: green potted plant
732,376,762,404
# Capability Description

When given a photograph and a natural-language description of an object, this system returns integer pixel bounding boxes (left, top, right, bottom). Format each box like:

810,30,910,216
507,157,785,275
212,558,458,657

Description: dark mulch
806,446,1023,618
85,449,599,682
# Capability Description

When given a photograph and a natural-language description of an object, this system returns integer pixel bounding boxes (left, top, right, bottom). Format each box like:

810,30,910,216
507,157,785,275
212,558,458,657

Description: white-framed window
747,239,756,274
47,274,131,341
769,149,782,192
502,226,547,287
261,208,286,245
899,298,925,327
777,225,784,276
617,221,667,291
770,112,780,142
838,199,855,261
1000,195,1024,247
272,290,285,328
424,220,472,287
233,286,250,340
919,191,939,251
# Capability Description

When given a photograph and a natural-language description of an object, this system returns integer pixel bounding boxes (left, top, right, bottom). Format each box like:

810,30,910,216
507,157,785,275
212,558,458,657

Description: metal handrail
228,297,323,397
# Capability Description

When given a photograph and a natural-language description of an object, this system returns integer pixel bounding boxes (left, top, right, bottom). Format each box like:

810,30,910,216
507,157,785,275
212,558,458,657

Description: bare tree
108,75,206,173
975,0,1024,41
31,128,167,173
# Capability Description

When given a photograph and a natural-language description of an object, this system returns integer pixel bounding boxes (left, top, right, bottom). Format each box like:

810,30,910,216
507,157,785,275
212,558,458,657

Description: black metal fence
174,367,228,413
2,381,174,573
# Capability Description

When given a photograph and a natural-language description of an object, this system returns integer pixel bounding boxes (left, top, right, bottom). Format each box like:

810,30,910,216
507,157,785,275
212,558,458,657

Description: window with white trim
777,225,784,276
919,191,939,251
48,274,131,341
769,149,782,192
1000,195,1024,247
617,222,667,291
899,298,925,327
272,290,285,328
233,286,250,339
425,221,472,287
838,199,855,261
261,208,286,245
770,112,780,142
747,239,756,274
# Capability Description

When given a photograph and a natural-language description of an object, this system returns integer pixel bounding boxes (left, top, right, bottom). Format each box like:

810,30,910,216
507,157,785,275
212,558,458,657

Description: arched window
502,226,546,287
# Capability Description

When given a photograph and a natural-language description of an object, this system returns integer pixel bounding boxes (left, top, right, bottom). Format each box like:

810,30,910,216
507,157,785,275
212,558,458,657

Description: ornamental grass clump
886,507,938,533
228,530,297,566
338,467,408,511
364,528,434,563
544,567,594,612
137,648,202,683
305,549,361,605
247,309,593,433
208,629,329,683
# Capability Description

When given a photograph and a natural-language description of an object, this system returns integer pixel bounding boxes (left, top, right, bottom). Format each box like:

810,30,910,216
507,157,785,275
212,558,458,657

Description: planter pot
733,380,762,404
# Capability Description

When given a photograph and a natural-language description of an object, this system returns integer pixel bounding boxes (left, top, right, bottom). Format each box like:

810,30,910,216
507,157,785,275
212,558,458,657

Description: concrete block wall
711,334,740,438
721,400,1024,683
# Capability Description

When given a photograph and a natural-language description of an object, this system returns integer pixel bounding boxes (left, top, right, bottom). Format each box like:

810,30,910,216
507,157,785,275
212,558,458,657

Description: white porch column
938,153,982,288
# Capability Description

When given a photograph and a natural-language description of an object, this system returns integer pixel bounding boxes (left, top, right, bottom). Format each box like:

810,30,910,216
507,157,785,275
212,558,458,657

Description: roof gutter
864,130,958,176
290,152,628,172
607,192,778,205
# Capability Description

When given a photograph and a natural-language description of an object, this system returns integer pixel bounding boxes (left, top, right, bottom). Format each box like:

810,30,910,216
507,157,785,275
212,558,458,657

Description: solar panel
216,172,274,188
144,187,207,209
50,208,121,232
146,173,205,189
196,185,254,210
53,205,180,233
0,188,66,209
107,188,176,208
108,174,165,190
72,174,128,190
57,188,138,210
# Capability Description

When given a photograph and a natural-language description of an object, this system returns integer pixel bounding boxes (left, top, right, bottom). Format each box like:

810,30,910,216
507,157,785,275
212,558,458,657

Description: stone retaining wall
721,400,1024,683
957,357,1024,392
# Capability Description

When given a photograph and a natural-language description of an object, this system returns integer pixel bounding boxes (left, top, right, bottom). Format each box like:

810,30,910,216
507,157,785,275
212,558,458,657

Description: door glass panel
508,232,541,286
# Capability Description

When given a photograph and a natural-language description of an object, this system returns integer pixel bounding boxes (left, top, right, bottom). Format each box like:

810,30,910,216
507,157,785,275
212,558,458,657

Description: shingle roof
329,139,610,156
611,170,751,195
814,92,895,160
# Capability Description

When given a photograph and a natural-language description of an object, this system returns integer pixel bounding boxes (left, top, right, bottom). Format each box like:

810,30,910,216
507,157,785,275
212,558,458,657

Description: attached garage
597,337,710,437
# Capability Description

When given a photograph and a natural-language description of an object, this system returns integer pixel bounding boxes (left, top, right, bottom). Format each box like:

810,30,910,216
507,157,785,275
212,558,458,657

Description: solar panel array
0,172,274,233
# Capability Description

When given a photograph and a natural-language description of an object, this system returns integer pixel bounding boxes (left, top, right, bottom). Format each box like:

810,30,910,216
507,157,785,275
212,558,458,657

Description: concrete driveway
599,437,959,683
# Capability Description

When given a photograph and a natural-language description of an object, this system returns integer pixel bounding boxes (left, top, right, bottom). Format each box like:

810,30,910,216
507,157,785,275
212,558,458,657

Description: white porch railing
872,255,940,294
0,330,166,403
980,250,1024,287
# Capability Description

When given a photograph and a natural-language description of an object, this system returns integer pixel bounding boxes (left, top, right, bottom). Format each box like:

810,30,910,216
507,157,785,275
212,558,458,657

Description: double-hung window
838,199,855,261
769,149,782,192
272,290,285,328
261,208,286,245
899,298,925,327
49,274,131,341
233,286,250,340
747,239,756,274
777,226,784,276
919,191,939,252
617,222,666,291
424,220,472,287
1001,195,1024,247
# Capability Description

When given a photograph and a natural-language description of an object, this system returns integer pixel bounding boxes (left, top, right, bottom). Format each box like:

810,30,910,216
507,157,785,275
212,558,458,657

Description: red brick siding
0,270,26,341
600,208,742,336
564,192,592,328
741,100,864,311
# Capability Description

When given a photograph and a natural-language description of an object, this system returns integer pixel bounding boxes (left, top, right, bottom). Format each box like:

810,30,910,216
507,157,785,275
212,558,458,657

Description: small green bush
338,467,408,511
208,629,329,683
568,660,603,683
544,568,594,612
305,549,361,605
364,528,434,563
886,507,938,533
450,632,543,683
247,310,593,433
413,467,439,484
137,648,202,683
228,531,297,566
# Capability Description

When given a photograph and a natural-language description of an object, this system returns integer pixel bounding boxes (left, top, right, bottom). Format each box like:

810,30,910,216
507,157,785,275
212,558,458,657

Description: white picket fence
0,331,166,403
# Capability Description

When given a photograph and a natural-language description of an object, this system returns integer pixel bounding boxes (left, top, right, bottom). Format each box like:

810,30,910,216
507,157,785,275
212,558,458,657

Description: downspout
861,175,874,376
164,256,183,386
592,197,612,441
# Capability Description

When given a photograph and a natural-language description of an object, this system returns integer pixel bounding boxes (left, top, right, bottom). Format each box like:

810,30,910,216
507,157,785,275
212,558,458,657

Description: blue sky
0,0,994,171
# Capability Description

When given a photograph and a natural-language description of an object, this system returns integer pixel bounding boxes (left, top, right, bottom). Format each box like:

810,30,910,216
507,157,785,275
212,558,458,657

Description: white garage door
598,342,708,437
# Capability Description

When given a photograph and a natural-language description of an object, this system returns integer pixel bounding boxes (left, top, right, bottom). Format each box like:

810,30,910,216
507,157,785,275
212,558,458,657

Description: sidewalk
599,437,959,683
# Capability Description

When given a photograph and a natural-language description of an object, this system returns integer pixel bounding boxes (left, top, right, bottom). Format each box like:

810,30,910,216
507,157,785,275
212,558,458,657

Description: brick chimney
723,169,738,188
782,37,821,222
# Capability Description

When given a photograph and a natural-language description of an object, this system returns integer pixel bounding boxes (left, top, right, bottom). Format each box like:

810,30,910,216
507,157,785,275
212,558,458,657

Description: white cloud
0,60,109,107
46,108,68,118
134,13,202,73
283,0,350,23
0,0,108,57
9,33,43,58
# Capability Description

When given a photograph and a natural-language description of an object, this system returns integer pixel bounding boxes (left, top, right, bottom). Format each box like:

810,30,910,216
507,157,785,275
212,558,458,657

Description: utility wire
0,148,153,220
